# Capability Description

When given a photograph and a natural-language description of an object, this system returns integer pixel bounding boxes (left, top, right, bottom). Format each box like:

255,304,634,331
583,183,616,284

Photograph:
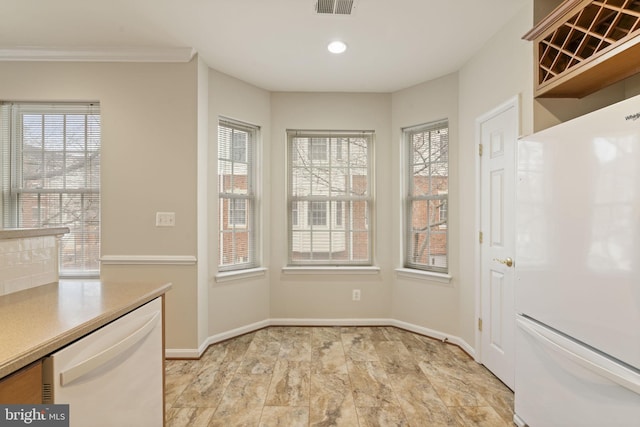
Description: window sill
215,267,267,283
282,266,381,275
395,268,452,284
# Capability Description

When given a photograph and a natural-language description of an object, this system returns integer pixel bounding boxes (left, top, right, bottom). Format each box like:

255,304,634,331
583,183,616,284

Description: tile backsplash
0,236,59,296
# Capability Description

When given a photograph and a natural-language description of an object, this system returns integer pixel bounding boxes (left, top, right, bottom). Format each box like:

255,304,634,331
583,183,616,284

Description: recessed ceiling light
327,41,347,54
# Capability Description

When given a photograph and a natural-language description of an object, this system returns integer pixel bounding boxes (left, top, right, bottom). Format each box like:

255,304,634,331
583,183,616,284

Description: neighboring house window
308,201,327,226
404,120,449,272
218,118,258,271
288,130,373,265
228,199,247,227
1,102,101,277
309,138,328,161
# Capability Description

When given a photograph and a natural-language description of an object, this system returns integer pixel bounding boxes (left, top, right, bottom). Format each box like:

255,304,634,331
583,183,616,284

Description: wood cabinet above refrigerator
524,0,640,98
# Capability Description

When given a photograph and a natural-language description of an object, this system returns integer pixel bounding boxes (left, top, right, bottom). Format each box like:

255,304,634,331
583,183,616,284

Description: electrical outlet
352,289,361,301
156,212,176,227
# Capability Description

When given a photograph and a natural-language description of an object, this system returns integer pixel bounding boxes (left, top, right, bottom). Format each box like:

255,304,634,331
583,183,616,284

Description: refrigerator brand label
625,112,640,121
0,405,69,426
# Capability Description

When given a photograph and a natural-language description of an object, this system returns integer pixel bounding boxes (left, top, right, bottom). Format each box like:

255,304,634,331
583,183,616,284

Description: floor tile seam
446,404,513,427
207,345,255,421
212,373,273,423
380,370,415,427
357,332,417,424
195,406,216,426
268,341,313,413
256,380,271,427
164,374,194,410
380,331,458,425
344,354,396,408
261,339,309,414
410,362,464,419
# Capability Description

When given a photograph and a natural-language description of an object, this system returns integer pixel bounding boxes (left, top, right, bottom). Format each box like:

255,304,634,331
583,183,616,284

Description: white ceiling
0,0,529,92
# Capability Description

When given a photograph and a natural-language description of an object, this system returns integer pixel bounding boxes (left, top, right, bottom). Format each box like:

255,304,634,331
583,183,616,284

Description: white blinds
1,102,101,277
218,118,258,271
287,130,373,265
404,120,448,272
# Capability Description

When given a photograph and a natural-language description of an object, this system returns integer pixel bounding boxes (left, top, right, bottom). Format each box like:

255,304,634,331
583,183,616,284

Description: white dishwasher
43,297,163,427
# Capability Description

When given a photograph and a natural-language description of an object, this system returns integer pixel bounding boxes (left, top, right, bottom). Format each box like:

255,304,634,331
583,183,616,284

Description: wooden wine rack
524,0,640,98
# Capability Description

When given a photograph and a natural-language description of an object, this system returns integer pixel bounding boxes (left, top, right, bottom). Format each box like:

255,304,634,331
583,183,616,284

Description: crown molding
0,46,196,62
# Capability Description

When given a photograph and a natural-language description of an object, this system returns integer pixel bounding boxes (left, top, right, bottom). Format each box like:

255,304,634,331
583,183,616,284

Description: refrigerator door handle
517,317,640,395
59,311,160,387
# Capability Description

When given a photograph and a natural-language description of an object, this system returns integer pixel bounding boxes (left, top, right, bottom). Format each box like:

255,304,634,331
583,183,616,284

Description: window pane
229,199,247,226
45,151,64,188
405,121,448,272
351,231,370,261
44,115,64,150
60,193,100,273
310,138,328,161
291,230,311,261
6,104,101,277
22,114,43,149
287,132,373,265
22,150,43,189
232,131,248,162
218,118,259,271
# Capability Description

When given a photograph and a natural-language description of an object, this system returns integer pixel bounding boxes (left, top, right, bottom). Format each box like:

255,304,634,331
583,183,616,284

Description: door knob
494,257,513,267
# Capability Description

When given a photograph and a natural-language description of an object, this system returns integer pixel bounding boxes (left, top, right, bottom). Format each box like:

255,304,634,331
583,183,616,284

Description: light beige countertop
0,280,172,379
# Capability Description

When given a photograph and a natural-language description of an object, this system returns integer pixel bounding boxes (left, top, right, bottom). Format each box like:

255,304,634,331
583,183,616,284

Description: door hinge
479,144,483,156
479,231,483,244
478,318,483,332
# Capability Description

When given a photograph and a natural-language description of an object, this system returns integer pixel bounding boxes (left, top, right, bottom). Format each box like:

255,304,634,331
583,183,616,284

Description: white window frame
1,102,101,278
218,117,259,272
403,120,449,274
287,130,374,266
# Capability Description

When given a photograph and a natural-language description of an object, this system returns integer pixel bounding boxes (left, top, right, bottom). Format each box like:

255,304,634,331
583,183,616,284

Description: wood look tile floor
165,326,515,427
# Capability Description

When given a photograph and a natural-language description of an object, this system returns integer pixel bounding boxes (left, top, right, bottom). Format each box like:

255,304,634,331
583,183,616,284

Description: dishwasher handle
60,311,160,387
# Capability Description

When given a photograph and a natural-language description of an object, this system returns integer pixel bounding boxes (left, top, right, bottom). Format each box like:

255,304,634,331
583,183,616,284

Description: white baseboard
166,318,475,359
165,348,201,359
269,318,391,327
390,319,476,359
207,319,271,346
513,414,527,427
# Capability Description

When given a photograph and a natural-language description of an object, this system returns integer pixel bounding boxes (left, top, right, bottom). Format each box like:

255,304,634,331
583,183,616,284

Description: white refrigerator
514,95,640,426
43,298,164,426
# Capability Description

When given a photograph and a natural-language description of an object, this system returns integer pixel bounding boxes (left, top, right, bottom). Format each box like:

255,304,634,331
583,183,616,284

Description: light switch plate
156,212,175,227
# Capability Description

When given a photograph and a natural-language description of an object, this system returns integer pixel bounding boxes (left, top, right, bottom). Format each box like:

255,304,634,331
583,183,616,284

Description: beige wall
208,69,271,335
269,92,393,320
390,73,460,335
458,3,534,347
0,60,201,350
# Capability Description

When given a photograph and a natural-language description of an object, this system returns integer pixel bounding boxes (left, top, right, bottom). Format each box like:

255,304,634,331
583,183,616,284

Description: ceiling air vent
315,0,357,15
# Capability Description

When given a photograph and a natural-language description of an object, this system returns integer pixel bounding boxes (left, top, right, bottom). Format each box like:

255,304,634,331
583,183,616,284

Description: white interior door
479,99,517,389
